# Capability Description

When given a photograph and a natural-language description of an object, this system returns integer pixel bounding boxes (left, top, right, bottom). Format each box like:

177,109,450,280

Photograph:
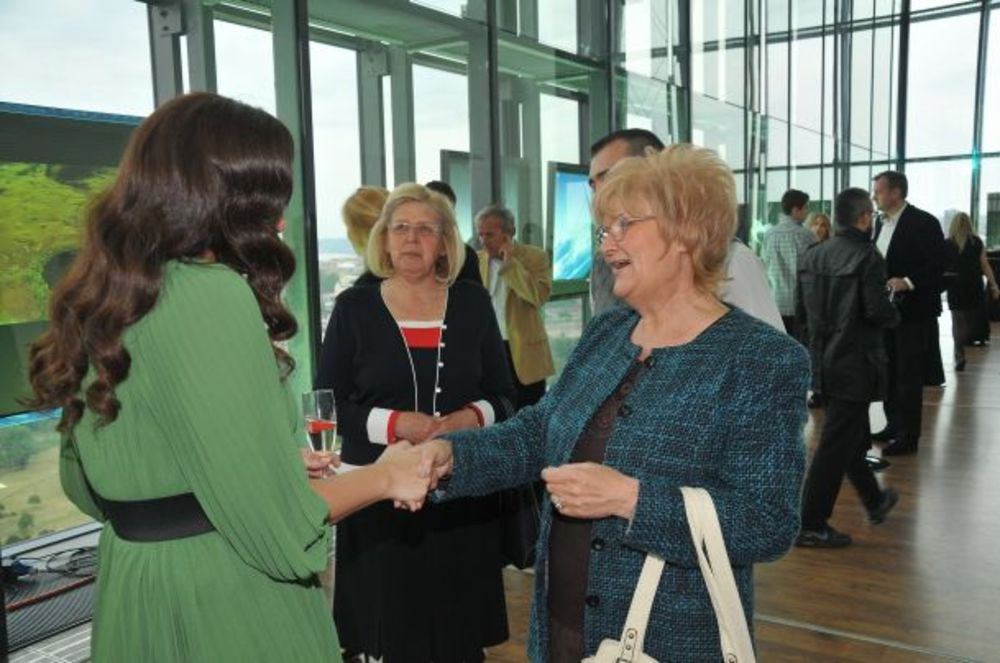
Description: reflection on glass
692,94,745,168
538,0,578,53
907,13,979,158
541,94,581,248
980,158,1000,247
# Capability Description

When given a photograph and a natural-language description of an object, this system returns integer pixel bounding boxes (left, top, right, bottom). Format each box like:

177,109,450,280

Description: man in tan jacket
476,204,555,409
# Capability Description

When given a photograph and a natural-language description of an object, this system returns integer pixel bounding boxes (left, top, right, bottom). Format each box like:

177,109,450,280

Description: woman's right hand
376,442,432,510
394,412,442,443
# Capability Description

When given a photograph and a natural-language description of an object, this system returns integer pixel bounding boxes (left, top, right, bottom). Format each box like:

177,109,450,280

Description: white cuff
904,276,915,291
366,407,394,445
469,399,496,427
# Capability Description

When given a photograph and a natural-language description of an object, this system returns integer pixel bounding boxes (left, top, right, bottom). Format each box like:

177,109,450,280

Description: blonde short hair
808,212,831,241
342,186,389,256
592,143,736,295
366,182,465,285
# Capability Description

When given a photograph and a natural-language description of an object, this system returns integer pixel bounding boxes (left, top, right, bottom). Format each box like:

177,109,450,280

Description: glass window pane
904,159,972,224
540,94,581,250
851,29,873,154
770,118,789,167
768,0,789,34
215,20,276,114
791,37,823,165
980,157,1000,247
768,42,788,120
911,0,970,11
792,2,825,30
0,0,153,114
310,42,362,330
691,0,745,43
692,94,745,168
413,65,470,186
410,0,466,16
982,10,1000,152
871,26,897,160
765,169,789,227
907,13,979,158
538,0,578,53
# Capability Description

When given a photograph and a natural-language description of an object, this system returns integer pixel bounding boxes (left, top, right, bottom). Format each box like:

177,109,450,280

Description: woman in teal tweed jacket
420,145,809,661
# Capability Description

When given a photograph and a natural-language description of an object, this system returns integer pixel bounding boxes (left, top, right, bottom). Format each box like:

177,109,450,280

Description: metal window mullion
357,44,388,186
145,1,184,106
970,1,990,229
272,0,320,391
388,47,416,184
183,0,217,92
896,0,911,170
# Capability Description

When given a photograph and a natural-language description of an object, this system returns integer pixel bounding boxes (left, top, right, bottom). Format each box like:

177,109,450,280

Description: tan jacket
479,243,555,385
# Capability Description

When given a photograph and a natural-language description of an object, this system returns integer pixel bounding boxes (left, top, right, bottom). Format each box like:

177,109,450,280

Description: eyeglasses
389,221,443,238
596,214,656,245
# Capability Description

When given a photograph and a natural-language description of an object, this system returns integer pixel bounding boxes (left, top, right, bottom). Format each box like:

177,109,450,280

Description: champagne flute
302,389,339,454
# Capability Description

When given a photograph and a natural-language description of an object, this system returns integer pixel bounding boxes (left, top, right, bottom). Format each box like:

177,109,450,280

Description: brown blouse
547,359,648,662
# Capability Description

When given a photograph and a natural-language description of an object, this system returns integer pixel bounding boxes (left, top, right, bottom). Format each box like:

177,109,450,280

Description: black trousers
801,397,883,530
924,317,945,386
503,342,546,410
883,321,929,445
952,309,977,361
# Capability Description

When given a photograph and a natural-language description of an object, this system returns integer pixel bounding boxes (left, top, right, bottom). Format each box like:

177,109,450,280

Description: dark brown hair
28,92,297,433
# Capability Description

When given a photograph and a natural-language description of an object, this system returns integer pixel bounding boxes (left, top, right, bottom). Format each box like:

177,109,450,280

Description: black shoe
807,393,823,409
865,454,891,472
868,489,899,524
882,440,918,456
795,525,852,548
955,359,966,372
871,428,896,443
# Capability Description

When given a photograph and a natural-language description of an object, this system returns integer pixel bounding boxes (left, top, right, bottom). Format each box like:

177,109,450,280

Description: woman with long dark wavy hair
27,92,430,662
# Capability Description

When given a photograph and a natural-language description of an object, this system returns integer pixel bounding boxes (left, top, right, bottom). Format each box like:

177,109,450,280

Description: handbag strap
680,486,756,662
605,552,665,662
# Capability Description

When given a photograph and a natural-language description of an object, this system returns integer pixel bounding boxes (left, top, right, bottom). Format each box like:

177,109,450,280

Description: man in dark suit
871,170,947,456
796,188,900,547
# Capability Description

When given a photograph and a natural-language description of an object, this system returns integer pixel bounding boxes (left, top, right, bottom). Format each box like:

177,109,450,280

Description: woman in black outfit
316,183,515,662
946,211,999,370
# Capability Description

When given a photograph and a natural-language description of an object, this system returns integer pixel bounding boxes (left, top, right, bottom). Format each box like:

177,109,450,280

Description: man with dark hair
870,170,947,456
476,204,554,408
761,188,816,338
587,129,783,331
425,179,456,204
796,187,900,547
424,179,482,286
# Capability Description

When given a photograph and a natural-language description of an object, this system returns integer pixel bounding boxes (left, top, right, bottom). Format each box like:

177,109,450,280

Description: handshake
303,439,456,513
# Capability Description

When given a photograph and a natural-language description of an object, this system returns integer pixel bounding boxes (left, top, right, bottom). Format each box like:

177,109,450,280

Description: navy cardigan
442,306,809,661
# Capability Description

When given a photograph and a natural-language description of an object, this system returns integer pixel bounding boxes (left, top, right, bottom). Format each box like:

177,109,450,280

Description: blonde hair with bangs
593,143,736,296
366,182,465,285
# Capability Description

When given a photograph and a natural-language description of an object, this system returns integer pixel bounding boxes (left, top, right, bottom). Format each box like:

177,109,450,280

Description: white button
441,324,448,329
434,411,441,416
438,362,445,368
435,387,442,393
440,342,446,347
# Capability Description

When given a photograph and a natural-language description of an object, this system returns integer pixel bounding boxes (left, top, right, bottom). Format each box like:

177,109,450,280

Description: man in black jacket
796,188,900,548
871,171,947,455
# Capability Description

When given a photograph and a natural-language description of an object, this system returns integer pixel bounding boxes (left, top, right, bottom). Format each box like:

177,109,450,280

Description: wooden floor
487,317,1000,662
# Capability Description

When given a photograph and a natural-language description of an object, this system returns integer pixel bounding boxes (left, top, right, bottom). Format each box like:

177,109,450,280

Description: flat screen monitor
546,162,592,282
0,103,137,416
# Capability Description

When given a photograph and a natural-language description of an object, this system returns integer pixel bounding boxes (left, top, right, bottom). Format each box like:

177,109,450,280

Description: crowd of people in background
26,91,1000,661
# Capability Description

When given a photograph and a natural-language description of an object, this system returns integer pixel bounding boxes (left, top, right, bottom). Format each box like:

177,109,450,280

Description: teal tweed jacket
442,306,809,662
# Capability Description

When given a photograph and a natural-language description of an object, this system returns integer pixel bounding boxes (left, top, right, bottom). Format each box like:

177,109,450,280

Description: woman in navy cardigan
419,145,810,661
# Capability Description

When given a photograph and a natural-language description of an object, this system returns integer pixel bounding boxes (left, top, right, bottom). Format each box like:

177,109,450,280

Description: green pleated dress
60,261,342,662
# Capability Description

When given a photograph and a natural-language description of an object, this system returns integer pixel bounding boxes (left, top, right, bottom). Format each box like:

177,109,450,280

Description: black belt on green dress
96,492,215,543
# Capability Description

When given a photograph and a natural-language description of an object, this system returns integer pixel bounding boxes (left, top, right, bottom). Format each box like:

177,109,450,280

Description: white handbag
582,487,756,663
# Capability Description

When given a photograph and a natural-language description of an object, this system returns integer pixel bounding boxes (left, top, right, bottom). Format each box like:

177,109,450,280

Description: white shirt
722,240,785,331
487,258,509,340
875,203,914,290
875,203,907,258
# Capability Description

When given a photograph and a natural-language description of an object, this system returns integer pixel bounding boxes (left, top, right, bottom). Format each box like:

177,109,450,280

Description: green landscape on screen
0,161,115,324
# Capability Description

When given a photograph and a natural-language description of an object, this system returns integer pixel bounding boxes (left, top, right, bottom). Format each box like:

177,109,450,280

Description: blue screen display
551,168,593,281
